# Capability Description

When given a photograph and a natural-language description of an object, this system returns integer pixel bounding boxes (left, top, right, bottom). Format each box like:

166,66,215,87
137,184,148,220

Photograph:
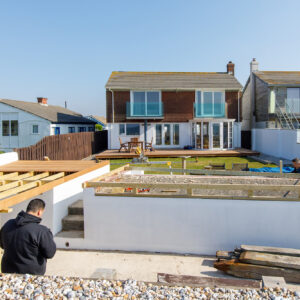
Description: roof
87,115,107,125
254,71,300,85
0,99,95,124
106,71,242,90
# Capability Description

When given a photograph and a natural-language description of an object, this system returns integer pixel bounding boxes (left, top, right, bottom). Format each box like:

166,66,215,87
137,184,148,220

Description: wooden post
280,160,283,173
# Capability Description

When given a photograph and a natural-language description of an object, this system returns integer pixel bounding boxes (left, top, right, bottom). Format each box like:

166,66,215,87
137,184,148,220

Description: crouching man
0,198,56,275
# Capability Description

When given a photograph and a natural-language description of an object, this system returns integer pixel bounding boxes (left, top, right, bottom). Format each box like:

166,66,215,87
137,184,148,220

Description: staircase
56,200,84,238
275,102,300,130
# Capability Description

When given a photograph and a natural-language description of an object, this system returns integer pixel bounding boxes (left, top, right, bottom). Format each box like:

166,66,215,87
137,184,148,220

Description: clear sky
1,0,300,116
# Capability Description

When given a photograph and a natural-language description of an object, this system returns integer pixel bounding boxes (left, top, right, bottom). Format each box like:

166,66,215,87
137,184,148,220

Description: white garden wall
252,128,300,160
0,152,18,166
56,189,300,255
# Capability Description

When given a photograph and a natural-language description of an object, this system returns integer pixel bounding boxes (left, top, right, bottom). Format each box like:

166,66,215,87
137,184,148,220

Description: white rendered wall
0,102,51,151
55,190,300,255
0,163,110,236
252,128,300,160
50,124,94,135
0,152,18,166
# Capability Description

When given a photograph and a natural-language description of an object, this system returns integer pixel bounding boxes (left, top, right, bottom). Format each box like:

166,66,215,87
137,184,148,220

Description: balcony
126,101,164,119
194,102,225,118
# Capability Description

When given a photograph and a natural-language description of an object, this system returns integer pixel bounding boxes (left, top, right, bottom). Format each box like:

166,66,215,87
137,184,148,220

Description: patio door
211,123,223,149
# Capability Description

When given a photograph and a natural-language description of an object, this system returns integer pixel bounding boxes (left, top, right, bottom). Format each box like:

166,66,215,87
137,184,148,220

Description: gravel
0,273,299,299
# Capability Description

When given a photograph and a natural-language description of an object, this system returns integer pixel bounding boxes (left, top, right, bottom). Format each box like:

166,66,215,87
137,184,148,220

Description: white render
0,151,18,166
0,102,93,152
252,128,300,160
54,187,300,255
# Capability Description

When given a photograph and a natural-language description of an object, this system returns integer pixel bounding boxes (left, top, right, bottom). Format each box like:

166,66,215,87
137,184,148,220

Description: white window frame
155,123,180,146
195,89,225,117
130,91,162,116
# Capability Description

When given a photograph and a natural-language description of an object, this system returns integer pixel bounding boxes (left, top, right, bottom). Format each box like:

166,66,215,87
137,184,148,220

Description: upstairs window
131,91,161,116
196,91,225,117
32,125,39,134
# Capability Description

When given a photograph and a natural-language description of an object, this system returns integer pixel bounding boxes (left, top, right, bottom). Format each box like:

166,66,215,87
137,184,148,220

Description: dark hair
292,158,300,163
26,199,46,213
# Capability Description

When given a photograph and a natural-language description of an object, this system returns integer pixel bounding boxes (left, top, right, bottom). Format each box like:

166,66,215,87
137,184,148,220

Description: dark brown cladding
106,90,241,122
225,91,242,121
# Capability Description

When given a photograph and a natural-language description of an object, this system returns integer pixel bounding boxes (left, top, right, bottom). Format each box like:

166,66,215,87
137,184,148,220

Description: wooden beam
23,172,50,183
214,259,300,284
0,172,19,181
41,172,65,182
0,182,39,200
240,245,300,257
0,181,21,192
4,172,34,182
157,273,261,288
240,251,300,270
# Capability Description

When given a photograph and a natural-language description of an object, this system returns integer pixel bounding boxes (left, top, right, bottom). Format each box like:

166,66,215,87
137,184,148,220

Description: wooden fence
15,131,107,160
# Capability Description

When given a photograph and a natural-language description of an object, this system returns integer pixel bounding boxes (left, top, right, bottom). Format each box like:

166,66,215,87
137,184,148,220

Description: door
211,123,222,149
54,127,60,135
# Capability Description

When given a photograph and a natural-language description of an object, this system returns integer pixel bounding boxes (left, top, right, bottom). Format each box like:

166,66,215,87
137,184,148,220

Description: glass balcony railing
126,102,164,118
194,102,225,118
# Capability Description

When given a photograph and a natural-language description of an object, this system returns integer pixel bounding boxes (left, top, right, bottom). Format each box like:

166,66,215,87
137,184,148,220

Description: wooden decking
95,148,260,160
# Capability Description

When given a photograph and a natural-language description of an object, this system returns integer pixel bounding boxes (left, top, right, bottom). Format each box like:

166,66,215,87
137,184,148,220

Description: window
119,124,125,135
11,120,18,136
54,127,60,135
196,91,225,117
287,88,300,114
88,126,94,132
2,121,9,136
2,120,18,136
32,125,39,134
79,127,86,132
173,124,179,145
163,124,170,145
68,127,75,133
155,124,162,145
126,124,140,135
132,91,161,116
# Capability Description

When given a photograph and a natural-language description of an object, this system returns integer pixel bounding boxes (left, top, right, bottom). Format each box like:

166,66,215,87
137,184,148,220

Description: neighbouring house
106,62,243,151
242,59,300,158
0,97,96,152
85,115,107,130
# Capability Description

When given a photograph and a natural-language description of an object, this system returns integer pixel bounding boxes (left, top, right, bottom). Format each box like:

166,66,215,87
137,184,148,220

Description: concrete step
68,200,83,215
56,230,84,239
62,215,84,231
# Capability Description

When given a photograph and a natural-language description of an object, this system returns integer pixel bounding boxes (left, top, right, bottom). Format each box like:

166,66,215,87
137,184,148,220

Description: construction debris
214,244,300,284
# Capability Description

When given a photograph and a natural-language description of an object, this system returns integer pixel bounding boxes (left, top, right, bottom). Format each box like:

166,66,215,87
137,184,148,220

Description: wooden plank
214,260,300,283
240,251,300,270
0,181,21,192
216,251,234,260
157,273,261,288
23,172,50,182
0,172,19,181
240,245,300,257
0,182,39,200
4,172,34,182
41,172,65,182
86,181,300,192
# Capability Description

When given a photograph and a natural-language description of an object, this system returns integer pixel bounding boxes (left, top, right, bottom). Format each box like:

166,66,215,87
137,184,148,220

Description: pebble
0,273,298,299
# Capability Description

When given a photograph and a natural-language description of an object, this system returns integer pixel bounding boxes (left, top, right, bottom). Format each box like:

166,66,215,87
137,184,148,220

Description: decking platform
95,148,259,160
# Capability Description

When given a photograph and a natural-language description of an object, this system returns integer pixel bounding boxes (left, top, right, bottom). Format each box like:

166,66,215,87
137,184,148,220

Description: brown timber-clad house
106,62,242,150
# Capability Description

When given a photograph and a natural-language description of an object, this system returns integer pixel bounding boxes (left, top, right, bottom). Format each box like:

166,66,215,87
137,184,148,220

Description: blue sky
0,0,300,115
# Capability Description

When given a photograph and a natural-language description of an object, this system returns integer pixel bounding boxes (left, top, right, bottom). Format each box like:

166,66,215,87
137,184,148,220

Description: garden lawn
109,156,277,173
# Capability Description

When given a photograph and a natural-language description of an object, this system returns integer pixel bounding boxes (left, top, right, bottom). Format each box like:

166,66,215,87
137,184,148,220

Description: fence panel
15,131,107,160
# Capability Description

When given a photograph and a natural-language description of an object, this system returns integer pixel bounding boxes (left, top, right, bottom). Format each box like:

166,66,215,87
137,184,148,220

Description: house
85,115,107,130
0,97,96,152
242,59,300,158
105,62,243,151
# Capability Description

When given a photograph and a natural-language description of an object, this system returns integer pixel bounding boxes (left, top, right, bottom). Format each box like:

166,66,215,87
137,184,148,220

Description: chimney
227,61,235,75
37,97,48,105
250,58,259,73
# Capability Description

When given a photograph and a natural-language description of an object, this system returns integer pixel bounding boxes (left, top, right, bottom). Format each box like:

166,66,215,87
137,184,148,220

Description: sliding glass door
155,124,180,146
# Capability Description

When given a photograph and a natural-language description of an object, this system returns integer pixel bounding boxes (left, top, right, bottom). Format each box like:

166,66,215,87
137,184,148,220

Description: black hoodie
0,211,56,275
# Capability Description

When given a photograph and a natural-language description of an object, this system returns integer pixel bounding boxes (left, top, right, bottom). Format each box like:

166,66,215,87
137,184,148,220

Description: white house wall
50,124,94,135
252,128,300,160
0,102,51,151
55,190,300,255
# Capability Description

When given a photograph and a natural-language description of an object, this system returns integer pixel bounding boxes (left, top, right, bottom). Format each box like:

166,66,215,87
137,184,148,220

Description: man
0,198,56,275
292,158,300,173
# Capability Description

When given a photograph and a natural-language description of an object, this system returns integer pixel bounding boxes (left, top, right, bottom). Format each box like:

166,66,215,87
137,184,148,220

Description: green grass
109,156,277,173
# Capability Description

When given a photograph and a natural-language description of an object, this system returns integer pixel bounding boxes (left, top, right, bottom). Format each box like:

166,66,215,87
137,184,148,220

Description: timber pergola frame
85,165,300,202
0,160,109,213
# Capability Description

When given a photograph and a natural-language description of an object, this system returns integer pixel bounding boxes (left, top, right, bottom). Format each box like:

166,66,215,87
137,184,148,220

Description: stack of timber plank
214,245,300,284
